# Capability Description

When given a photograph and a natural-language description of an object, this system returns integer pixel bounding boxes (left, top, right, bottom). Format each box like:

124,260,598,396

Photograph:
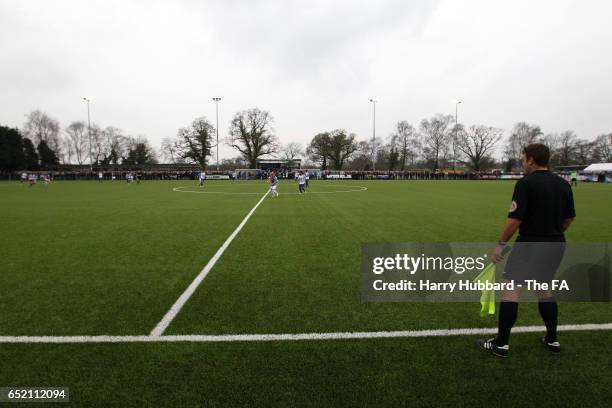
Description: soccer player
20,172,27,184
477,144,575,357
98,172,103,182
297,171,306,193
570,170,578,187
28,173,37,187
269,171,279,197
304,171,310,188
199,170,206,187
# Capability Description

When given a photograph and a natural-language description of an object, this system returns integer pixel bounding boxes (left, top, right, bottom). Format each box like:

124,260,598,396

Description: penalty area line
1,323,611,344
149,190,269,337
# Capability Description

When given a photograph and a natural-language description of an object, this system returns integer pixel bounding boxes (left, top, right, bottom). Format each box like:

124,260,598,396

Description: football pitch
1,179,611,407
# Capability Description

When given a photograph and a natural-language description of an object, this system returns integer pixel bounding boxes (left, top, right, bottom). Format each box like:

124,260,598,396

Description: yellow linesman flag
473,262,496,317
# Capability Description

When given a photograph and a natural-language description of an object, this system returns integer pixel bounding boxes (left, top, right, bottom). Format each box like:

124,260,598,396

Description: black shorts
503,241,566,284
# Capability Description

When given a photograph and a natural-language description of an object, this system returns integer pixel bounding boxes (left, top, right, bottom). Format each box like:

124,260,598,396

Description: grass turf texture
1,331,611,407
1,179,611,406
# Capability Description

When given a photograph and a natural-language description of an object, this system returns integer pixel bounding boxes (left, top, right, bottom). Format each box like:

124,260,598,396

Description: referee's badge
509,200,517,213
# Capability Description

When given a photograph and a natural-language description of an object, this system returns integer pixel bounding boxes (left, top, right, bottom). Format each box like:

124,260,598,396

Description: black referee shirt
508,170,576,241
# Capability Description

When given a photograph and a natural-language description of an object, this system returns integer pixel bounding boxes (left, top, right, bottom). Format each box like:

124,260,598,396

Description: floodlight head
212,97,221,101
370,98,377,103
83,96,92,102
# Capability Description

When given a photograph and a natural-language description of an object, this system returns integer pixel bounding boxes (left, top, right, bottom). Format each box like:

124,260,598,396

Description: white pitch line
149,191,270,337
2,323,611,344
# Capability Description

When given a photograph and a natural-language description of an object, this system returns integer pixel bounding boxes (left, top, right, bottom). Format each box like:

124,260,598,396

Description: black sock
496,301,518,346
538,298,558,342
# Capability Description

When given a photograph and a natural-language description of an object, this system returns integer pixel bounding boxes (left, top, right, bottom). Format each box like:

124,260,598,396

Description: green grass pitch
1,179,611,406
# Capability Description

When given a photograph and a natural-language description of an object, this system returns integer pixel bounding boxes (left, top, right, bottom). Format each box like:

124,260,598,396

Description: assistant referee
477,143,576,357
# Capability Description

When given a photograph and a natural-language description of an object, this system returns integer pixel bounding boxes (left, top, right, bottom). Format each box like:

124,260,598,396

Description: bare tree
592,133,612,162
543,130,579,167
503,122,542,170
347,140,373,170
542,133,561,166
61,136,74,164
281,142,304,162
574,139,594,164
392,121,417,170
64,121,89,164
556,131,578,166
218,156,247,171
449,122,466,170
381,134,401,171
100,126,126,164
369,137,383,169
161,137,183,164
405,141,421,168
456,125,503,171
227,108,278,168
420,114,453,170
22,110,61,156
90,124,104,165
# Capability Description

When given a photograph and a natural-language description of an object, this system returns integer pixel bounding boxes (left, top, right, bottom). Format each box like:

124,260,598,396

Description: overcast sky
1,0,611,160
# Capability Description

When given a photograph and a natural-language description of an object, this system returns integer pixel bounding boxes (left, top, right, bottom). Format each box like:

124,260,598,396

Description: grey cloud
196,0,441,80
1,0,611,157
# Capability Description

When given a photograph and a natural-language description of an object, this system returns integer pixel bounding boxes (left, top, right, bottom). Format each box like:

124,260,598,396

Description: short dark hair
523,143,550,166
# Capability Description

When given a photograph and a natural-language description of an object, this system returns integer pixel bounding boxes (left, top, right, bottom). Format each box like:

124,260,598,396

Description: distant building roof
256,159,301,164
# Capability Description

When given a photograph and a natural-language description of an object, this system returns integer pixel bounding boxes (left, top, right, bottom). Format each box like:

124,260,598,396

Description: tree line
156,109,612,172
303,116,610,171
0,110,157,172
1,108,611,172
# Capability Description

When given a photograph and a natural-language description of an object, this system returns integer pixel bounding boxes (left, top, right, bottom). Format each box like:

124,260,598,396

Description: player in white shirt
297,171,306,193
28,173,37,187
304,171,310,188
98,172,103,182
199,171,206,187
20,172,27,184
269,171,279,197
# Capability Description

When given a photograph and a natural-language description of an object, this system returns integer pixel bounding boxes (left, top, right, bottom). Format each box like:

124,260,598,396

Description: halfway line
149,190,269,337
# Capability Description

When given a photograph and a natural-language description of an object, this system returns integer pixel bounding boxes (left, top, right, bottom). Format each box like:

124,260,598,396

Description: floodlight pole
213,97,221,170
370,98,377,171
83,97,93,173
454,100,462,173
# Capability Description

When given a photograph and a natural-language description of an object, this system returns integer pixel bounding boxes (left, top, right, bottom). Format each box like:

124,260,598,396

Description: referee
477,143,576,357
